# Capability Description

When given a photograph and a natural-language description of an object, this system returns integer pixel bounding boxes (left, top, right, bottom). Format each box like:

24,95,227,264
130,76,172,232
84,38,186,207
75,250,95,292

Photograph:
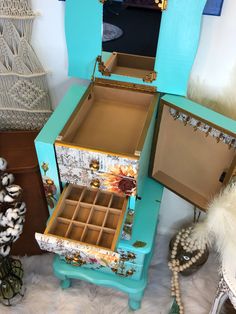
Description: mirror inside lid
151,95,236,211
65,0,207,96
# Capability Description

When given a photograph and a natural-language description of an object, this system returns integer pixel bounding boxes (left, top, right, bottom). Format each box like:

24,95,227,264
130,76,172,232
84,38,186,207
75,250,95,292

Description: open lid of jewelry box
64,0,207,96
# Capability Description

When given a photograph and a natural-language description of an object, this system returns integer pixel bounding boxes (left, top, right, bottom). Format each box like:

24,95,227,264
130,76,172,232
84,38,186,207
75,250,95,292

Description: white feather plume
192,184,236,263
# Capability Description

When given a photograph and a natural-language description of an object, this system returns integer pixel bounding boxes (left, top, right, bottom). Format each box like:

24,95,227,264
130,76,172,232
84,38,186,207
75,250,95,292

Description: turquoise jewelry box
33,0,235,310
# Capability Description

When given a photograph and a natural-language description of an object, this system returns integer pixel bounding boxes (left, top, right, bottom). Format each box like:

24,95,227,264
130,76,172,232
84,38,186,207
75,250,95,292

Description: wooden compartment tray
44,184,127,251
54,82,158,196
104,52,156,79
56,83,156,157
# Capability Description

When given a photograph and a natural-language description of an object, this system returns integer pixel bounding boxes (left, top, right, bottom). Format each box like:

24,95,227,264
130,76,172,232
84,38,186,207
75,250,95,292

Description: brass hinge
97,55,111,77
95,78,157,93
143,71,157,83
91,55,111,83
155,0,168,11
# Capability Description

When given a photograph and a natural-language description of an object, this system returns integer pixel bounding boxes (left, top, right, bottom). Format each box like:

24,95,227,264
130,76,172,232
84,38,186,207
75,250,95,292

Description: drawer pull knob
90,179,100,189
89,160,100,171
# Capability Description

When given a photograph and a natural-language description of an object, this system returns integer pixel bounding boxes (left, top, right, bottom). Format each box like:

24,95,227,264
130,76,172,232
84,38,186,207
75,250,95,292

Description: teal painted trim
65,0,102,79
156,0,207,96
115,199,130,249
137,96,159,196
35,84,88,214
35,84,88,144
118,177,163,254
129,196,136,210
35,142,61,215
162,94,236,134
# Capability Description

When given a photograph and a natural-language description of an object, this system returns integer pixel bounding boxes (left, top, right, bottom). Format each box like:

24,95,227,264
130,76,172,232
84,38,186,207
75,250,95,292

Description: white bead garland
168,226,207,314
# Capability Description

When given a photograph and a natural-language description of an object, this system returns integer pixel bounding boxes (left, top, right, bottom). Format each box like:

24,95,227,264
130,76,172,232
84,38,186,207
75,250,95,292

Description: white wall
191,0,236,91
31,0,235,234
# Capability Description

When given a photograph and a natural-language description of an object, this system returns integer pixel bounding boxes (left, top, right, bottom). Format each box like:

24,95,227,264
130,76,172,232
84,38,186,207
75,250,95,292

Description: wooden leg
128,291,144,311
60,278,71,289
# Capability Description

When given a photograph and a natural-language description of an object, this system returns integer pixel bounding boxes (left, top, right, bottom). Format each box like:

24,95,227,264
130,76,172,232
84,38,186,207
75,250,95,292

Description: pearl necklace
168,226,207,314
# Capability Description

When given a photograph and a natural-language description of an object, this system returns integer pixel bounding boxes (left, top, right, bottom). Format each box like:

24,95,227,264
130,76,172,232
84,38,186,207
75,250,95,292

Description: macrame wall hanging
0,0,52,130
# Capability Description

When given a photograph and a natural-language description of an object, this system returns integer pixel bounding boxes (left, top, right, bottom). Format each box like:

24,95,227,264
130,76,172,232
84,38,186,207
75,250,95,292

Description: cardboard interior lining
105,52,155,78
152,104,235,210
62,85,154,155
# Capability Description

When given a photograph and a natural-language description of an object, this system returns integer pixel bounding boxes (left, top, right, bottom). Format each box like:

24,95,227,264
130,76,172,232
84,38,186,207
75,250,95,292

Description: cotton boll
0,244,10,257
5,184,22,199
5,208,19,221
0,215,10,227
11,234,20,242
0,233,12,243
1,173,14,187
15,202,26,216
0,190,6,202
0,158,7,172
3,194,15,203
9,228,20,236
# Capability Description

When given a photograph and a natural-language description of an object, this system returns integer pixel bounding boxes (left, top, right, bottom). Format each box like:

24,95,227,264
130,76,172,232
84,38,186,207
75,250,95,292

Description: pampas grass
192,184,236,264
187,66,236,120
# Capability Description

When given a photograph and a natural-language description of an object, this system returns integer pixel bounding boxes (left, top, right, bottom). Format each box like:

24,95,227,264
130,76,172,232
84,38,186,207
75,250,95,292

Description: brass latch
155,0,168,11
143,71,157,83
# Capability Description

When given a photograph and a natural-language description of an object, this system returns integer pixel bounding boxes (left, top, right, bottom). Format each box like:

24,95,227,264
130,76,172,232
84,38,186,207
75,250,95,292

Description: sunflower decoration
103,165,137,196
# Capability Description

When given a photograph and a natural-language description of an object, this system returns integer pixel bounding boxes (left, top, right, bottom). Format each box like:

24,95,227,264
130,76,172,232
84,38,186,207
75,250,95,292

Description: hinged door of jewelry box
35,184,129,267
151,94,236,211
65,0,207,96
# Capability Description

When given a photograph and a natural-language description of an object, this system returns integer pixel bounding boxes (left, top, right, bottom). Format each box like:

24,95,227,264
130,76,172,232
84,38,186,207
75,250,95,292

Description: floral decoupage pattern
55,145,139,174
41,162,58,209
55,146,138,196
35,233,120,269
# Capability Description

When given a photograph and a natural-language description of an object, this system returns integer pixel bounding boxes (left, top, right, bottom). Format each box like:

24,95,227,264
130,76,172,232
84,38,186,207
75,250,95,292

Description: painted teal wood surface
65,0,102,79
65,0,206,95
35,84,88,214
162,94,236,135
137,96,159,196
35,142,61,215
156,0,207,96
118,177,163,254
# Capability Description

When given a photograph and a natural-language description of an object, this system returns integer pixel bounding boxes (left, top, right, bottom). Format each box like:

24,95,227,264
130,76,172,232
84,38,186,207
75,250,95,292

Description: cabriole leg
128,291,144,311
60,278,71,289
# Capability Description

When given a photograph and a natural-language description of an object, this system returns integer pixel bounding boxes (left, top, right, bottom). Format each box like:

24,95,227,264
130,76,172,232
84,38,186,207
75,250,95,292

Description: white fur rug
0,233,219,314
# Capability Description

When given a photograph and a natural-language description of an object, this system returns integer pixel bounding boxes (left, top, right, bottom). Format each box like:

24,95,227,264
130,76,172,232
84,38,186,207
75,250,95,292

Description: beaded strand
168,226,207,314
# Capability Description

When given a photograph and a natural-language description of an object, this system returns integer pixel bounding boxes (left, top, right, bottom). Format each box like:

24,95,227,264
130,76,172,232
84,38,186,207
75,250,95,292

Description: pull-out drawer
56,163,137,196
60,254,144,280
35,184,128,268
